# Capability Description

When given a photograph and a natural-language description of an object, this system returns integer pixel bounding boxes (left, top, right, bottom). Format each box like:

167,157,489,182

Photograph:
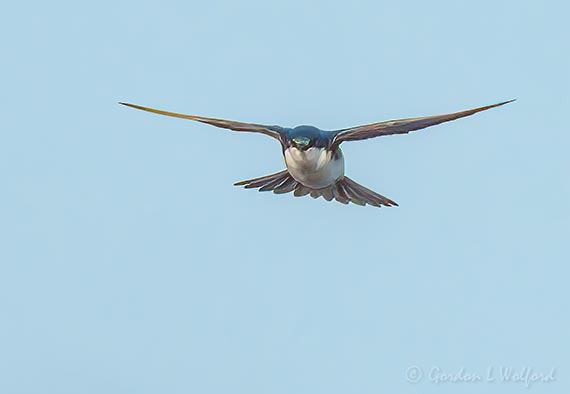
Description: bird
120,99,514,207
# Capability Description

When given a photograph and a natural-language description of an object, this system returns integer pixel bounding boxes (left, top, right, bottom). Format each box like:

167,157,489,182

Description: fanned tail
235,171,398,207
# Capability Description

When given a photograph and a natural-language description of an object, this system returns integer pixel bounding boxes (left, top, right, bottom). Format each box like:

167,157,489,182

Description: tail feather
342,182,367,206
332,184,350,204
343,177,398,207
235,170,398,207
273,177,298,194
345,181,378,206
321,187,334,202
259,176,289,192
293,185,311,197
234,170,289,190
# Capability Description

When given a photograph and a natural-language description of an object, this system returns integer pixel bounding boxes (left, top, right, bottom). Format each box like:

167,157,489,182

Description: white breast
284,147,345,189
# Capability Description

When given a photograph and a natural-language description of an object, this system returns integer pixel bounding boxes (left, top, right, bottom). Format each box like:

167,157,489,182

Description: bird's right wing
120,102,285,141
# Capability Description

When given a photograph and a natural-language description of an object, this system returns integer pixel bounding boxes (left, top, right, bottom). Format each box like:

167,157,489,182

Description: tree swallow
120,99,514,207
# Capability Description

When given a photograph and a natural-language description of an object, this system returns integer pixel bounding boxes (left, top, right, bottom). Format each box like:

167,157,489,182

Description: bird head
288,126,323,151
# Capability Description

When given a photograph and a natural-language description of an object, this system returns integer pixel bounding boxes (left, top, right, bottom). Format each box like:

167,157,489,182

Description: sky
1,0,568,393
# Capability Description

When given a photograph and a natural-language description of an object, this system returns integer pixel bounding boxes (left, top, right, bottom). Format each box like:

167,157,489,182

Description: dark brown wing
332,100,515,145
120,102,284,140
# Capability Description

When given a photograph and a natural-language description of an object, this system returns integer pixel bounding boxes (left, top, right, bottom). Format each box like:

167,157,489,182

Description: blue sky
1,0,568,393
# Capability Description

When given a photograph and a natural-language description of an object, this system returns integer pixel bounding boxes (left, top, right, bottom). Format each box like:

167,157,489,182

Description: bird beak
292,136,311,150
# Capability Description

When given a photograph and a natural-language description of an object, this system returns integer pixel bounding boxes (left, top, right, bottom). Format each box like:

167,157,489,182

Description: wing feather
333,100,515,144
120,102,284,140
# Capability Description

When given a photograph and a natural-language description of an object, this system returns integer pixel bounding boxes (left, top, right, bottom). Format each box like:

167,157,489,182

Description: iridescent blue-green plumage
120,99,514,207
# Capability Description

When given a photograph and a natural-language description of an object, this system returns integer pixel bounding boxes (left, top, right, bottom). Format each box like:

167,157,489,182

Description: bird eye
292,136,311,147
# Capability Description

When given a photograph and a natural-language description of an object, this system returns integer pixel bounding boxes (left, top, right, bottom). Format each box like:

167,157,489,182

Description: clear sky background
1,0,568,393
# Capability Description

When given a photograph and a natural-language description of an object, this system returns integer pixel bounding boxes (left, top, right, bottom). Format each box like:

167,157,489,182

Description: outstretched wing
120,102,284,140
332,100,515,145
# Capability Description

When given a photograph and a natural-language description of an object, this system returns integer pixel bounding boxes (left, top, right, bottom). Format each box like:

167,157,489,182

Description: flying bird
120,99,514,207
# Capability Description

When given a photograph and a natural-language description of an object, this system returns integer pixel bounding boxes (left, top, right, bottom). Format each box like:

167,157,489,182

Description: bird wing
120,102,284,140
332,100,515,145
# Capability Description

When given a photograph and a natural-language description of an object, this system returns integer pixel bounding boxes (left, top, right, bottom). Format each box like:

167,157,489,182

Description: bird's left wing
120,102,284,140
332,100,515,145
